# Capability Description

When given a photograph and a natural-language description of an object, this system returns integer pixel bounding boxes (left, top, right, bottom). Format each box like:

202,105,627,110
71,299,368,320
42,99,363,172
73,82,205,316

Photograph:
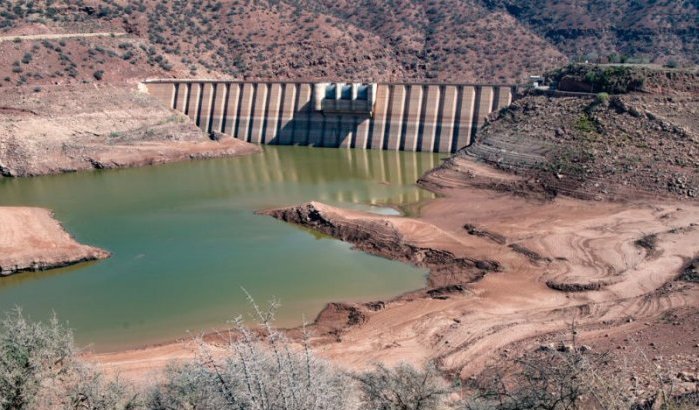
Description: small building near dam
143,80,517,153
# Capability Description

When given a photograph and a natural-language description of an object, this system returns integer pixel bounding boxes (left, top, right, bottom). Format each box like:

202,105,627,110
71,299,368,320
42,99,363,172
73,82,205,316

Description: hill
484,0,698,66
1,0,696,88
422,65,699,201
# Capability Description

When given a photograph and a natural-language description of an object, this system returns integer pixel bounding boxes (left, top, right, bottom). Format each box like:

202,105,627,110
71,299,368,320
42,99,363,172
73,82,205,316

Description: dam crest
144,80,517,153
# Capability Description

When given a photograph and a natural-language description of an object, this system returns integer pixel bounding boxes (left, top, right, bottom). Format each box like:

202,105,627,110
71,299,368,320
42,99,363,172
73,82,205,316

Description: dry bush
1,301,454,410
146,294,357,410
461,348,633,410
355,362,451,410
460,324,698,410
23,302,699,410
0,308,138,410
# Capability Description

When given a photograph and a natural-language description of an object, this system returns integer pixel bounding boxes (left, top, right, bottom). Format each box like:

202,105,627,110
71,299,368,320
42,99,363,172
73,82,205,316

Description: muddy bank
0,207,109,276
0,84,260,177
258,201,501,288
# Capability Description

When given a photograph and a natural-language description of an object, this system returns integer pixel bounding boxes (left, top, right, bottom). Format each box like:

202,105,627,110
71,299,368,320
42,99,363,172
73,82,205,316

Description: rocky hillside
0,0,566,86
484,0,698,66
1,0,696,88
423,65,699,201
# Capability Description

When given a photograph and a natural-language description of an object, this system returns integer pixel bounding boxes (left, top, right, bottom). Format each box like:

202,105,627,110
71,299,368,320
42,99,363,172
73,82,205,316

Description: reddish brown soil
499,303,699,403
3,0,697,87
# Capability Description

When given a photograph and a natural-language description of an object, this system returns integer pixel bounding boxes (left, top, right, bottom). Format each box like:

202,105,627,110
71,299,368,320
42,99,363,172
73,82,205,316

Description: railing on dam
143,80,517,153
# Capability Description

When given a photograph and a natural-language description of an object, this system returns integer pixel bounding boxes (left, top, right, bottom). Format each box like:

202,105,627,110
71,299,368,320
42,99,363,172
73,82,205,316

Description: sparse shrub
93,70,105,80
462,343,633,409
146,295,356,409
0,310,137,409
665,59,679,69
595,92,609,105
0,309,74,409
356,362,450,409
574,114,597,134
21,52,32,64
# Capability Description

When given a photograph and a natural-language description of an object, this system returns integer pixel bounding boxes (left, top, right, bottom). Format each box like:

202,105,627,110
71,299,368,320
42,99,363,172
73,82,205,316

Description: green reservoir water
0,146,440,351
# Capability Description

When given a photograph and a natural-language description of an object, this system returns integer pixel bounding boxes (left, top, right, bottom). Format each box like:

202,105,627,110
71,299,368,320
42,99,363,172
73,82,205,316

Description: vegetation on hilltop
0,0,566,83
1,0,696,87
483,0,698,67
546,65,648,94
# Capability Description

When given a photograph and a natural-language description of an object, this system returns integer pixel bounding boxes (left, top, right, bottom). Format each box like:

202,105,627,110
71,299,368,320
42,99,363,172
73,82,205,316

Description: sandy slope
92,156,699,384
0,207,109,275
0,85,261,177
312,187,699,378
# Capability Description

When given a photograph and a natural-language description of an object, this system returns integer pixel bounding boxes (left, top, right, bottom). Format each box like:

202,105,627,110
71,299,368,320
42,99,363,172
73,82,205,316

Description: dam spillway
144,80,517,153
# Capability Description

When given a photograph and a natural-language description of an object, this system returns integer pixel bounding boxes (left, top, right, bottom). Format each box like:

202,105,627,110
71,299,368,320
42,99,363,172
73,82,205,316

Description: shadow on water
0,261,103,291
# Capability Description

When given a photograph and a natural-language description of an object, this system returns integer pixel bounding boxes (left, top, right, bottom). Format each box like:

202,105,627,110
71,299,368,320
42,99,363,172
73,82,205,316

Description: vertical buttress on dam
144,80,516,153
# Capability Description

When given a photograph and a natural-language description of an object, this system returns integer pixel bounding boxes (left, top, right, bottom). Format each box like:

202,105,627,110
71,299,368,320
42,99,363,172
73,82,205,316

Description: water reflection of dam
0,146,436,348
144,80,516,153
195,146,440,207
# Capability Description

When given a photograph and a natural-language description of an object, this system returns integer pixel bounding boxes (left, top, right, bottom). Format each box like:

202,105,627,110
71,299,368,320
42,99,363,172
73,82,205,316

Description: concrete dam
144,80,517,153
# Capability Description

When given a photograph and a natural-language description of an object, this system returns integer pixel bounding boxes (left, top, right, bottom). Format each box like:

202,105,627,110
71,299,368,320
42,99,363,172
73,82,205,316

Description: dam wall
144,80,517,153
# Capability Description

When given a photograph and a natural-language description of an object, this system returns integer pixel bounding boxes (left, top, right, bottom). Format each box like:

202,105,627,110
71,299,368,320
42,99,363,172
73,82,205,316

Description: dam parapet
143,80,517,153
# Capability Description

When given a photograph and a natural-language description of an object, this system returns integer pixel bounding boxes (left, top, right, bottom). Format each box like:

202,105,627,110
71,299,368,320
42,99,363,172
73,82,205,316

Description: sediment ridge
258,201,501,288
0,207,109,276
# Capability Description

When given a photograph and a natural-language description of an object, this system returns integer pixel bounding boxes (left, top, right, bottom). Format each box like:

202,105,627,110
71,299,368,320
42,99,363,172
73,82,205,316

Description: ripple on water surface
0,146,440,351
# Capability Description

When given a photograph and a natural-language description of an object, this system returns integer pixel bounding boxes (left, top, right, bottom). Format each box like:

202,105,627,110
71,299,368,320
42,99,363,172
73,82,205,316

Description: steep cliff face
422,66,699,201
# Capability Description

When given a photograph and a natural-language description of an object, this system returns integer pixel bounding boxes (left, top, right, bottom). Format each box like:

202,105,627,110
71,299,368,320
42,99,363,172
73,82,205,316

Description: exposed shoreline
90,156,699,384
0,207,110,276
0,84,261,178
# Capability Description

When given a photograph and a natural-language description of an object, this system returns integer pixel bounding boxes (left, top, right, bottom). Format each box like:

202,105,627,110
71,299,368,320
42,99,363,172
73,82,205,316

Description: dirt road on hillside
0,32,126,42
